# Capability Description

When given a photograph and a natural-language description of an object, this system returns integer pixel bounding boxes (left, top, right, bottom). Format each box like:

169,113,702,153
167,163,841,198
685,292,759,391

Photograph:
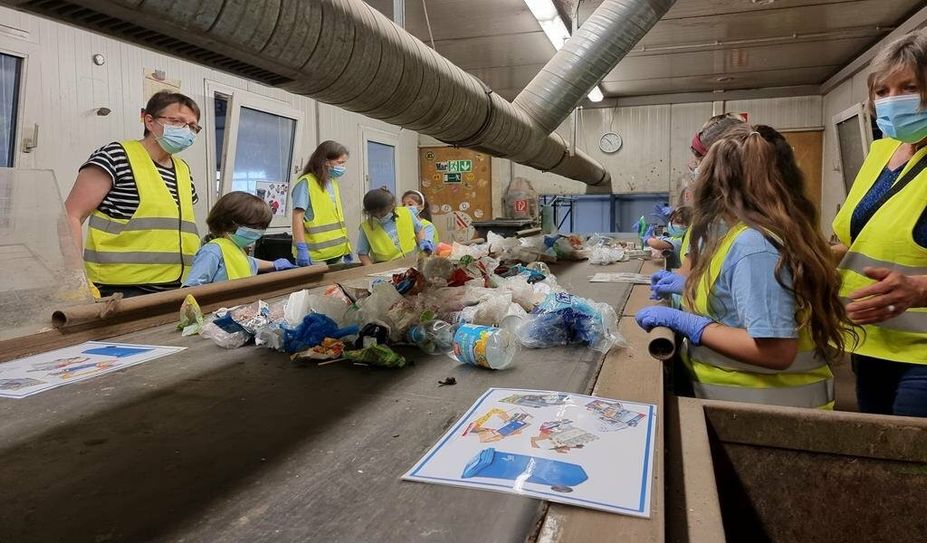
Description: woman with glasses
64,91,203,298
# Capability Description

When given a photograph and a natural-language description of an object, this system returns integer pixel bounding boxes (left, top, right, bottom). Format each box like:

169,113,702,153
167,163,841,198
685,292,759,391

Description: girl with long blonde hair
637,124,855,409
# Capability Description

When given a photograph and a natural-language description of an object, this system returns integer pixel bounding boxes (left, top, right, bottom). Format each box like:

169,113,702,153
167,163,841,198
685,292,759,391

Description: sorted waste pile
183,232,628,370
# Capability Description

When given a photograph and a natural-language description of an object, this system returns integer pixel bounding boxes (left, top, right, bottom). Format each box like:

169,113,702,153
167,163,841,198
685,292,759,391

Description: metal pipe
1,0,614,185
514,0,676,135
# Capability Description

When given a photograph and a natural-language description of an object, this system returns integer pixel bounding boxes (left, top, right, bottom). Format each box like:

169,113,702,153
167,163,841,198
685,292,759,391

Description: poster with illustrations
256,181,289,216
0,341,185,399
403,387,657,517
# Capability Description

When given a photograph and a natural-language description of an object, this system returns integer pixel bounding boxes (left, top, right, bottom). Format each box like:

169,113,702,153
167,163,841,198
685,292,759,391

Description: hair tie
691,132,708,156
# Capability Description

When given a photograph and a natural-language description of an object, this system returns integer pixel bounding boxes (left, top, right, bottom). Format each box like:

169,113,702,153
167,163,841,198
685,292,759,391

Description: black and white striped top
80,142,199,220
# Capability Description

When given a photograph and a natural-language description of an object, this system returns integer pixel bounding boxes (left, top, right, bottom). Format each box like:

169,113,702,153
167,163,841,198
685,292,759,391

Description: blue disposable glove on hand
418,239,435,254
643,224,656,241
343,253,354,264
635,306,712,345
296,242,312,267
273,258,296,271
654,203,674,223
650,270,686,300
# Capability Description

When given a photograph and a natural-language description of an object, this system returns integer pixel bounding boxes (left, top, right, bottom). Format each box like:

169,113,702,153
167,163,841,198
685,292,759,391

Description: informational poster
403,387,658,517
256,181,289,216
419,147,492,242
0,341,185,399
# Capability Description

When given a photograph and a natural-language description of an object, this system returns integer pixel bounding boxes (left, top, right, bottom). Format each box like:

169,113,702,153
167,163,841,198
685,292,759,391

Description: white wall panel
724,96,823,130
0,6,419,242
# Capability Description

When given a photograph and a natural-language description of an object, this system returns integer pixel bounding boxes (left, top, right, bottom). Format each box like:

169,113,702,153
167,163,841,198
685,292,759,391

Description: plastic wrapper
343,344,408,368
282,313,359,354
421,256,457,286
470,292,512,326
177,294,204,336
450,242,489,260
201,310,252,349
357,282,404,324
229,300,280,334
487,231,518,255
507,292,625,353
355,322,391,349
291,338,345,361
285,289,352,327
586,234,628,265
498,274,542,311
254,322,285,351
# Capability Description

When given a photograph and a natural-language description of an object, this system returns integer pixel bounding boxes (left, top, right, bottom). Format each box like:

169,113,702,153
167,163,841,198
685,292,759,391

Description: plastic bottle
408,320,518,370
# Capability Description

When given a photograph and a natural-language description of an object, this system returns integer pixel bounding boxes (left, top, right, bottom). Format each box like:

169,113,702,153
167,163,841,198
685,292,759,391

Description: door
205,81,304,228
782,129,824,223
0,52,22,168
0,33,41,171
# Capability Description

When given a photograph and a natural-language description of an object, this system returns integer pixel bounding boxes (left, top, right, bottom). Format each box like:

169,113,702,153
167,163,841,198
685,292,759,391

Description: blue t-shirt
356,212,424,258
183,242,258,287
707,228,797,339
292,178,339,222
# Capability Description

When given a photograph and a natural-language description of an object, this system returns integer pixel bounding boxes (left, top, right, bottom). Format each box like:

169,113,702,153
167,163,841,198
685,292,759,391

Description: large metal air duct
1,0,669,186
515,0,676,135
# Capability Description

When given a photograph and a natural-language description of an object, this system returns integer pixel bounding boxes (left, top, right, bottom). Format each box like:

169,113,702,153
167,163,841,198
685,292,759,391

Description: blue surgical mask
329,165,346,178
156,124,196,154
229,226,265,249
377,213,393,225
666,223,688,238
874,94,927,144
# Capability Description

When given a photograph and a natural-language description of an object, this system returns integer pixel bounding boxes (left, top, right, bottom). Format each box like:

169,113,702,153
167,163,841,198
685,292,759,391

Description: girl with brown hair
183,192,295,286
357,187,431,265
637,124,854,409
291,140,353,266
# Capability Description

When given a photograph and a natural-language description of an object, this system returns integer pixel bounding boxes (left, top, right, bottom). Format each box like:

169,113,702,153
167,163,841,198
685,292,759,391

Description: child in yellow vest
637,124,855,409
358,187,431,265
401,189,439,244
183,192,296,286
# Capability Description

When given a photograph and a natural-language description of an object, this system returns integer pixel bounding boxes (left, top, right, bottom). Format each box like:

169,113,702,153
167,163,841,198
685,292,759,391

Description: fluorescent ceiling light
524,0,604,103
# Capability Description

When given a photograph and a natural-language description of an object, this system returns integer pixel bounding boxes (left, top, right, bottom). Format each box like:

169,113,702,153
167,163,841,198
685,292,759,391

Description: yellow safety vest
684,223,835,409
421,217,439,243
84,140,199,286
360,206,417,263
293,174,351,262
209,238,253,280
832,138,927,364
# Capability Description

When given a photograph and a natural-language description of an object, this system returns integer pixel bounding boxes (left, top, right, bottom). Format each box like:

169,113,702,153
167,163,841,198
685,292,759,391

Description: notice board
419,147,492,242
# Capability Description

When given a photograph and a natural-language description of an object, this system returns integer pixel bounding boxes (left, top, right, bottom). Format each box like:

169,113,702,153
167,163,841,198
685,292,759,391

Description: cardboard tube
648,326,677,361
51,264,329,330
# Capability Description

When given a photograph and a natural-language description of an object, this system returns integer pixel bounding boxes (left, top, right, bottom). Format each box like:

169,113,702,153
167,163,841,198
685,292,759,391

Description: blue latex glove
650,271,686,300
643,224,656,242
273,258,296,271
654,203,674,223
636,306,712,345
419,239,435,254
296,242,312,267
343,253,354,264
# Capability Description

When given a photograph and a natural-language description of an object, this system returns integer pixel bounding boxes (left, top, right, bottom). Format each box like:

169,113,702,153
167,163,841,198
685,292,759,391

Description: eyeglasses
157,116,202,134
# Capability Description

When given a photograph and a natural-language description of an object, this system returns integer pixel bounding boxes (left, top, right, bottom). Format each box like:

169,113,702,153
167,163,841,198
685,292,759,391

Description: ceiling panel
579,0,919,21
602,37,873,82
637,1,912,48
601,65,838,95
433,32,555,69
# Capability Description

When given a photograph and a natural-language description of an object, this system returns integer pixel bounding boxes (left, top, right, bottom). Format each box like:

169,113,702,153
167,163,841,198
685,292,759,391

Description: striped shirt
80,141,199,220
81,141,199,292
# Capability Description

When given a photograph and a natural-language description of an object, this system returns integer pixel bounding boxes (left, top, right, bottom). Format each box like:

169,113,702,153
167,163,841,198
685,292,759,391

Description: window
0,53,23,167
205,82,304,227
542,192,669,234
366,140,397,194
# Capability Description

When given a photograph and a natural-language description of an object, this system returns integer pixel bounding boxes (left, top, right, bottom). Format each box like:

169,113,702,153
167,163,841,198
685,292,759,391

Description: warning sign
445,172,462,184
447,160,473,173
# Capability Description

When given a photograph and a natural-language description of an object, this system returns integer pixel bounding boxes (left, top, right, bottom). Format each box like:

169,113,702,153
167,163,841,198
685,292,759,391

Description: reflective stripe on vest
832,138,927,364
209,238,253,281
360,207,417,262
294,175,351,261
421,218,439,243
84,140,199,286
684,223,834,409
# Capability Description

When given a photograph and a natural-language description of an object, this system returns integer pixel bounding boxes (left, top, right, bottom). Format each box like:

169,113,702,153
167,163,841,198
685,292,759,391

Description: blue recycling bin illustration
461,447,589,492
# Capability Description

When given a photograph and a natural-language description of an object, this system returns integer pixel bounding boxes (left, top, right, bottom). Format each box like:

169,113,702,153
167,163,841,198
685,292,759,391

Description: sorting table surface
0,259,643,543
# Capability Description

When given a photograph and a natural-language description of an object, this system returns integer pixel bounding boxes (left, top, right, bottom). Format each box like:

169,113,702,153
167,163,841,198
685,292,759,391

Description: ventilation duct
2,0,671,185
515,0,676,135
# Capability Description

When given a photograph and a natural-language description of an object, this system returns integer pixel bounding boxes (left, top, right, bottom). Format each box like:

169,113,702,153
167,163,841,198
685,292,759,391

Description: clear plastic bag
509,292,626,353
201,310,252,349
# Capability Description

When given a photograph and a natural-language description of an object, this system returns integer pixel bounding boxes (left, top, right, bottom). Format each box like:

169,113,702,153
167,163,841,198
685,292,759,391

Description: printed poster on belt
402,387,658,517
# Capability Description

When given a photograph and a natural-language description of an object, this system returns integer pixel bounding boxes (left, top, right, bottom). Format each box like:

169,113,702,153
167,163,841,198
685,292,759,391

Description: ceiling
365,0,924,102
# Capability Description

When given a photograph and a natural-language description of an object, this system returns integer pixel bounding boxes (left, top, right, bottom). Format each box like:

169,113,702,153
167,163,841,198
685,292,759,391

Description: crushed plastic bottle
408,320,518,370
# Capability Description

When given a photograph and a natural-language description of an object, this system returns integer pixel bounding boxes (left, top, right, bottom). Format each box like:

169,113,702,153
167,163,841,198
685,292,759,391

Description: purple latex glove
295,242,312,267
635,306,712,345
650,270,686,299
273,258,296,271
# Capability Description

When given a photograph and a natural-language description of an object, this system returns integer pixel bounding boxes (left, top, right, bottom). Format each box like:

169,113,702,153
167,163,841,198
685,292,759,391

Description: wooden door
418,147,492,242
782,130,824,220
